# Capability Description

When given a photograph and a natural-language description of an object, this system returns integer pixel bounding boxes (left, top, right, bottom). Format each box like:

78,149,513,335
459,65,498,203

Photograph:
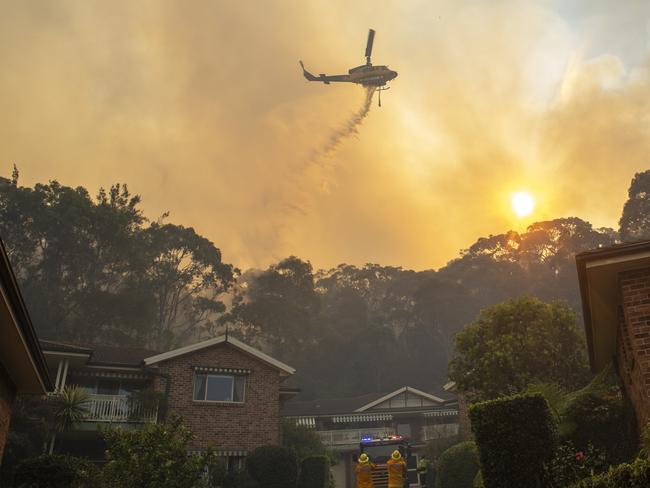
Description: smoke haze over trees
3,169,650,399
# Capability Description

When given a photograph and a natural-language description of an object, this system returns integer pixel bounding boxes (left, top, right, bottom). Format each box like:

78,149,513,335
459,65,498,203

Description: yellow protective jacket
386,458,407,488
355,461,376,488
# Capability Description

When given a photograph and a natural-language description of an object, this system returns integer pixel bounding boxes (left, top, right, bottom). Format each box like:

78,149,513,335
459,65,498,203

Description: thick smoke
2,1,650,270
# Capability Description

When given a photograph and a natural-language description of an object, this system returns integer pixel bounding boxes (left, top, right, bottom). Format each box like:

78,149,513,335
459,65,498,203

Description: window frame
192,372,246,404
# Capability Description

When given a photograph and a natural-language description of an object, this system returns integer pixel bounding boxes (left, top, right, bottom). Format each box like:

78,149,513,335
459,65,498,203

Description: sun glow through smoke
512,192,535,217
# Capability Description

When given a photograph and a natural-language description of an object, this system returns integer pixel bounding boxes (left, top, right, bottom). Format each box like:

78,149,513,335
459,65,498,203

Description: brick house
282,385,459,488
0,240,52,464
41,335,296,466
576,240,650,428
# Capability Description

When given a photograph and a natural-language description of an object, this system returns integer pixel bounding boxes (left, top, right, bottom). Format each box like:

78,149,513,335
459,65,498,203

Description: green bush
562,389,637,464
246,445,298,488
435,441,479,488
101,416,214,488
570,458,650,487
469,393,558,488
13,454,98,488
298,455,329,488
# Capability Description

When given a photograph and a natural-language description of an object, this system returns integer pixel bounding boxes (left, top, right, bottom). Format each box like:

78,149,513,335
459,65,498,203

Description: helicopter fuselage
347,64,398,86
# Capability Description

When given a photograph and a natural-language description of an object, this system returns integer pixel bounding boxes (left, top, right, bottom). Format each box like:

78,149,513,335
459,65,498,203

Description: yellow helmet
391,450,402,460
359,453,369,463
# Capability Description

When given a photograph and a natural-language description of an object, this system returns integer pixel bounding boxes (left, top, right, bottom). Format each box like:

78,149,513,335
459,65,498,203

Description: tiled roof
91,345,161,366
282,387,457,417
40,340,160,367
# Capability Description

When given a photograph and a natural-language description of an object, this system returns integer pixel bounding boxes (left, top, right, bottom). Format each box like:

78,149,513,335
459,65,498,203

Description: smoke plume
1,0,650,270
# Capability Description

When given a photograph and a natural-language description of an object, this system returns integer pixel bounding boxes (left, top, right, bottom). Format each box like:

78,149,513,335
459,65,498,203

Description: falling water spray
309,86,377,163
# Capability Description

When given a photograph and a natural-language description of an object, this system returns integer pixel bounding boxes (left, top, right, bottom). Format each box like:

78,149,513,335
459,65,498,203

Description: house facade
0,240,51,464
576,240,650,428
41,335,296,466
282,386,459,488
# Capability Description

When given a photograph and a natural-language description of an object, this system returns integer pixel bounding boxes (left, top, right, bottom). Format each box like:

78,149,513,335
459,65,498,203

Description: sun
511,191,535,218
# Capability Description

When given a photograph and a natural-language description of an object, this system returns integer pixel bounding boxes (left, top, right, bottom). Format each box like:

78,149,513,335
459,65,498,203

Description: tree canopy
4,167,646,400
448,296,589,400
619,170,650,241
0,171,235,349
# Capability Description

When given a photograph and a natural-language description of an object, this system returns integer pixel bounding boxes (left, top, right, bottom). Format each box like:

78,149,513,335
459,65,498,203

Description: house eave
576,240,650,373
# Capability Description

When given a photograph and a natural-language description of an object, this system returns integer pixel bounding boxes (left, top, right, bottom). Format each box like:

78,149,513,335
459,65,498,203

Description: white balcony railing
317,427,395,447
84,394,158,423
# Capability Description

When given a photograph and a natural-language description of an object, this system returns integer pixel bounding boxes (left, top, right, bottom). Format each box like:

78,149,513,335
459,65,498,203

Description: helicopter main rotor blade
365,29,375,63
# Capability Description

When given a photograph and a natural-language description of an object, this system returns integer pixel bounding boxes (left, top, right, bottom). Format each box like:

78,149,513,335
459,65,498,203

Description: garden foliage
12,454,98,488
527,365,638,466
469,393,558,488
435,441,479,488
544,442,608,487
298,455,329,488
246,445,298,488
101,416,215,488
570,458,650,487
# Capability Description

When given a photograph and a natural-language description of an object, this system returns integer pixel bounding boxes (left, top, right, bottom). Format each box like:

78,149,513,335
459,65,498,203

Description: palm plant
47,385,90,453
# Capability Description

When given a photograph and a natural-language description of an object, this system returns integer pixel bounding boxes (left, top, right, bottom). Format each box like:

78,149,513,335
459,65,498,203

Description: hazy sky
1,0,650,270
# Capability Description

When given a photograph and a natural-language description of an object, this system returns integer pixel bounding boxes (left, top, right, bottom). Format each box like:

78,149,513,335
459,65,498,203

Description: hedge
298,455,329,488
246,445,298,488
12,454,98,488
435,441,479,488
570,458,650,487
469,393,558,488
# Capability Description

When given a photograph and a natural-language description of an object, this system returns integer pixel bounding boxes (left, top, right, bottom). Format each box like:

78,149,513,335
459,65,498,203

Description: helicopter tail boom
299,61,318,81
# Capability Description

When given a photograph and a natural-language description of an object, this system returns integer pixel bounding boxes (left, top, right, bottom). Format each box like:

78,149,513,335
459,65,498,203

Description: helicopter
299,29,398,106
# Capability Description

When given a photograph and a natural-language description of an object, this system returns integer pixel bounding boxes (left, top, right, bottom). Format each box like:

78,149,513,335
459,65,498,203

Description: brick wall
619,268,650,427
0,362,17,464
152,342,283,452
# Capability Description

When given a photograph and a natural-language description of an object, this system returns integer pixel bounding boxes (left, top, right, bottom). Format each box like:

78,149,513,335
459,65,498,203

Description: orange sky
1,0,650,270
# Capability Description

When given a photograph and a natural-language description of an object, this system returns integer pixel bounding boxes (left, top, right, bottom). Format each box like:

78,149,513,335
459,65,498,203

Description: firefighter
417,455,429,487
386,450,407,488
355,453,376,488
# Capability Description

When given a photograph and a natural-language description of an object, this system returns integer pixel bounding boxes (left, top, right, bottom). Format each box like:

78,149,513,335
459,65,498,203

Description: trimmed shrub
469,393,558,488
298,455,329,488
13,454,98,488
435,441,479,488
570,458,650,487
246,445,298,488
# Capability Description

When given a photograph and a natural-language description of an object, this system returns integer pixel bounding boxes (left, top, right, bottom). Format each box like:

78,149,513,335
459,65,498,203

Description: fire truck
355,435,417,488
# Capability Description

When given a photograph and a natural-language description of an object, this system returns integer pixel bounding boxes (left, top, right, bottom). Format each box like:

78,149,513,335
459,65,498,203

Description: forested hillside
2,168,650,400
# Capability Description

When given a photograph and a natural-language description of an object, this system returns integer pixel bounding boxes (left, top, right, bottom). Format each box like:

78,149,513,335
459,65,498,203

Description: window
193,373,246,402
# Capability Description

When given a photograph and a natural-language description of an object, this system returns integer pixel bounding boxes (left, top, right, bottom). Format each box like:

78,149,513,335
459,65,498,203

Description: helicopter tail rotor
365,29,375,65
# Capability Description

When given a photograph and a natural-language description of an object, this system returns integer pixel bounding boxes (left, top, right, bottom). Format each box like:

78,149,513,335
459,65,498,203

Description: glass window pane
97,379,120,395
206,375,233,401
119,380,143,396
233,376,246,402
194,374,207,400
